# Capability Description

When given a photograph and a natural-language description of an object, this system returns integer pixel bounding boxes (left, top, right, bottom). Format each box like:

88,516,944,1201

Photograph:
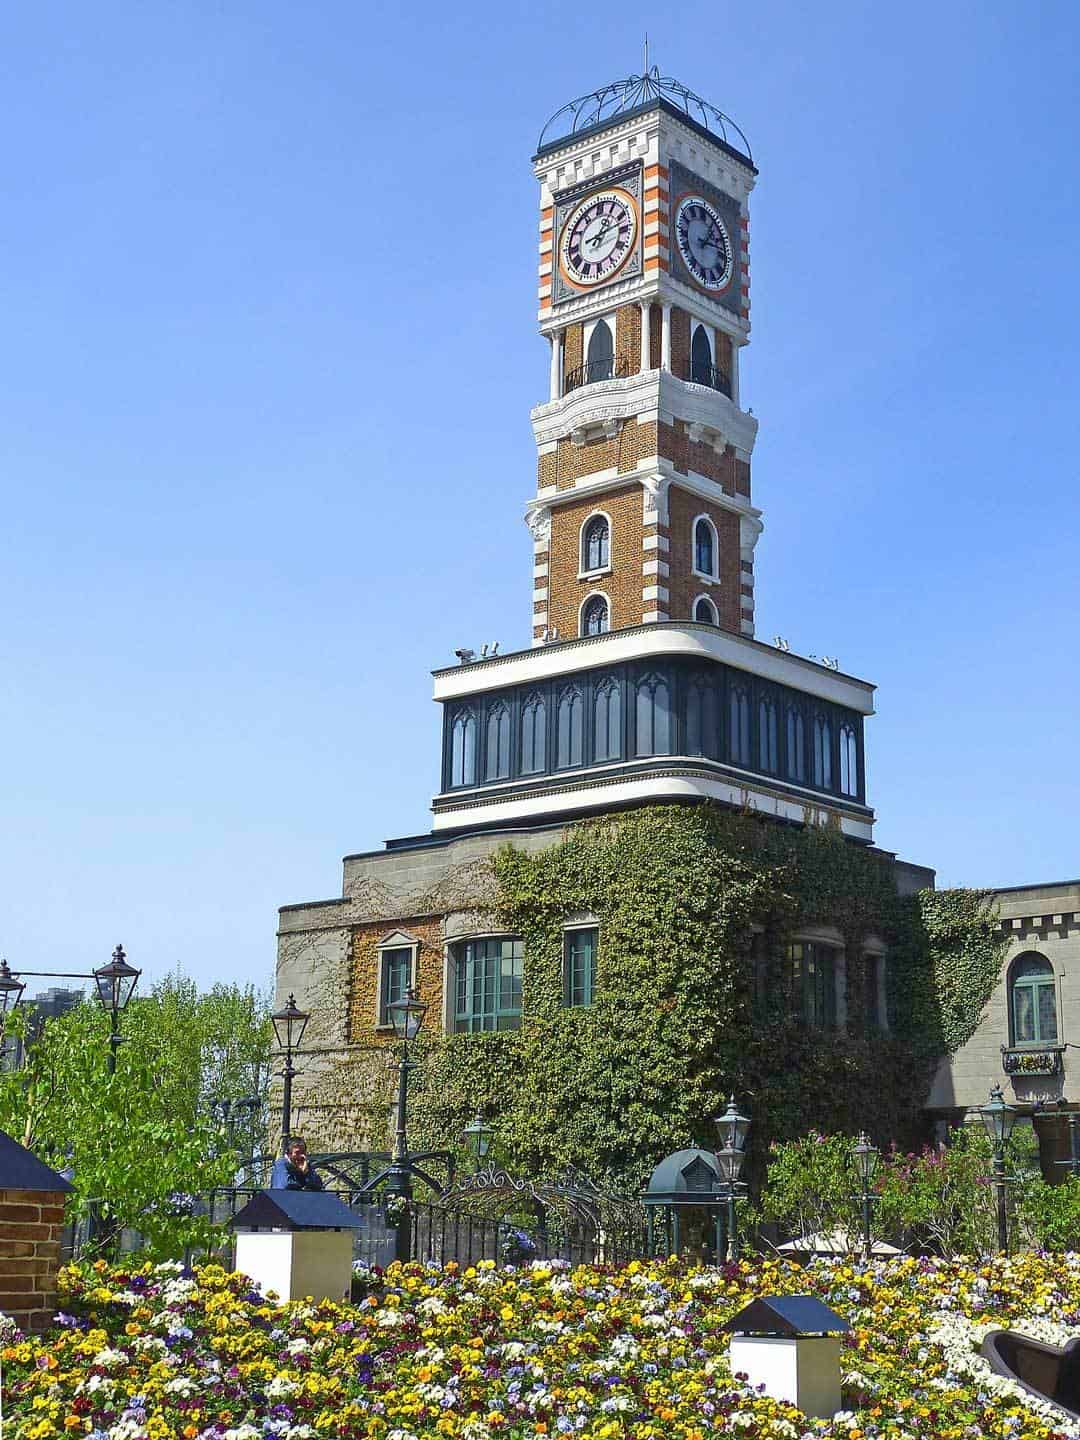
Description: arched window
729,683,751,766
812,714,833,789
758,697,778,773
581,594,609,637
556,683,583,768
685,674,717,758
593,676,621,762
485,701,510,781
450,709,477,787
694,517,717,578
691,324,713,386
786,706,806,782
582,515,610,572
520,691,546,775
635,672,671,756
839,723,859,797
694,595,718,625
1010,953,1058,1045
586,319,614,383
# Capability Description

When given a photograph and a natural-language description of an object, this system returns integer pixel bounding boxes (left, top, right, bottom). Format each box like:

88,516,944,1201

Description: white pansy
266,1375,299,1398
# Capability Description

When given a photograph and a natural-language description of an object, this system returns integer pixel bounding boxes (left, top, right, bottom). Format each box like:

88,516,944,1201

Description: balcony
1002,1045,1063,1076
689,360,732,397
564,353,633,394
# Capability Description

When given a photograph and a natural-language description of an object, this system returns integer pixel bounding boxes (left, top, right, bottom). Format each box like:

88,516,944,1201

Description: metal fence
409,1198,648,1268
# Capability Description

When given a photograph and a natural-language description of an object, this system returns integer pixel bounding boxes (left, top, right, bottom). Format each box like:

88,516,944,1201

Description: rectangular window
786,941,837,1028
454,937,523,1033
379,946,413,1027
564,928,598,1007
864,954,881,1030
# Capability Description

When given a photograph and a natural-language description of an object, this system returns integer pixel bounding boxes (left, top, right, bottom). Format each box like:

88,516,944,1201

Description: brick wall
658,420,738,494
615,304,641,374
648,303,661,369
0,1187,66,1333
546,483,643,639
665,484,742,632
551,417,657,491
671,307,691,381
349,917,445,1044
562,324,583,388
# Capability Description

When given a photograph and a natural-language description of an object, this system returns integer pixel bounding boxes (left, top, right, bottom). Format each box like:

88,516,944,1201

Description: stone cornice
530,369,758,458
433,620,875,714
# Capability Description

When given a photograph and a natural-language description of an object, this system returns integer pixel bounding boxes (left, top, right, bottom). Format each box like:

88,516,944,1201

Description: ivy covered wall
408,805,1006,1190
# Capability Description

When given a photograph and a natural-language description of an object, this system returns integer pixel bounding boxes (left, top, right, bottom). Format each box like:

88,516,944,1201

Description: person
270,1136,325,1192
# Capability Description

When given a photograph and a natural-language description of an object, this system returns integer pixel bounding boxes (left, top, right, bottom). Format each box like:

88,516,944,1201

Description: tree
0,975,272,1258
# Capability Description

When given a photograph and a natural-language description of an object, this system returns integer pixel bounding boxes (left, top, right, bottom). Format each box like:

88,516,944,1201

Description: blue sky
3,2,1079,992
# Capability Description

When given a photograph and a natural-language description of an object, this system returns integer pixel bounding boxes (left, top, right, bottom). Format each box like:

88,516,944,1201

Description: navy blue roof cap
229,1189,367,1232
723,1295,851,1336
642,1147,723,1205
0,1130,74,1194
537,68,753,168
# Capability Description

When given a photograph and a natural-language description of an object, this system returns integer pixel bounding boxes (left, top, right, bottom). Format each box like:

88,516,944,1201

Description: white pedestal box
229,1189,367,1306
234,1227,355,1304
728,1335,843,1418
722,1294,850,1421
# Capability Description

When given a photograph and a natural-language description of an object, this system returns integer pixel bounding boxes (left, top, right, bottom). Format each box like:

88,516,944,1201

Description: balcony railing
564,353,633,394
689,361,732,396
1001,1045,1063,1076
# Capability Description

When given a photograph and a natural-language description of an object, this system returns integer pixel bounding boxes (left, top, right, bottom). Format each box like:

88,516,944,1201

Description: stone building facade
928,880,1080,1123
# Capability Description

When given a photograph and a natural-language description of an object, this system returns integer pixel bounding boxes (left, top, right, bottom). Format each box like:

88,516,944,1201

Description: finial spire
643,33,649,76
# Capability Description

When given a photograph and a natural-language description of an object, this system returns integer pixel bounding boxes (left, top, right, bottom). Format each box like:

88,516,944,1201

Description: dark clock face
560,189,637,287
675,195,733,291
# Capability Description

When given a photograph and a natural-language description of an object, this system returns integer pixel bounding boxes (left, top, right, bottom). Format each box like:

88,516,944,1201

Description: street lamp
0,960,26,1019
464,1109,493,1170
92,945,142,1074
979,1083,1017,1254
271,994,310,1155
851,1132,880,1259
382,987,428,1260
714,1095,751,1261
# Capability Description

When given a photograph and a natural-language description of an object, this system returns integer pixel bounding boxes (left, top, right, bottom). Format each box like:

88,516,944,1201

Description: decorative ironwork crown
538,67,751,161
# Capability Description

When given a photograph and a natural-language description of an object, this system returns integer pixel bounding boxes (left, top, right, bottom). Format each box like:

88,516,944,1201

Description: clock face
675,195,734,291
560,189,637,287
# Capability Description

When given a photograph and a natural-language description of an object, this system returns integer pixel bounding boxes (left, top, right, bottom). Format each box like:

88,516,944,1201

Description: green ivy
409,805,1006,1192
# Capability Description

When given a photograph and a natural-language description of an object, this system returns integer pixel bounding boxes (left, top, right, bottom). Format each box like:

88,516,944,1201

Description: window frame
583,313,617,383
786,939,838,1029
376,934,418,1030
579,511,613,579
1008,952,1059,1048
451,935,524,1034
692,514,720,582
693,593,719,625
579,591,611,638
563,925,599,1008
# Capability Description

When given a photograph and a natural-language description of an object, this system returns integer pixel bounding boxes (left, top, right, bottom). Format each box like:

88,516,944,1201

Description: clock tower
528,70,761,646
426,68,876,846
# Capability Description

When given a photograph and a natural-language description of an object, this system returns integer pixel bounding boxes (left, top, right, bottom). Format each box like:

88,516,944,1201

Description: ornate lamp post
851,1132,880,1259
464,1110,493,1171
92,946,141,1074
714,1095,751,1261
979,1083,1018,1254
270,994,310,1155
383,987,428,1260
0,960,26,1019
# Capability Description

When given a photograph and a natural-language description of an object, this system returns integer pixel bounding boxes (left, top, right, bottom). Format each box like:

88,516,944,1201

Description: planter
1002,1047,1062,1076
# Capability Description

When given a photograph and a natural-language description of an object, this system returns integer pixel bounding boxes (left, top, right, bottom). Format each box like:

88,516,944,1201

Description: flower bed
5,1253,1080,1440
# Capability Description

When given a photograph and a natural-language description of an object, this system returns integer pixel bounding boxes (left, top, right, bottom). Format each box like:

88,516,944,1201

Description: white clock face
560,189,637,287
675,195,733,291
